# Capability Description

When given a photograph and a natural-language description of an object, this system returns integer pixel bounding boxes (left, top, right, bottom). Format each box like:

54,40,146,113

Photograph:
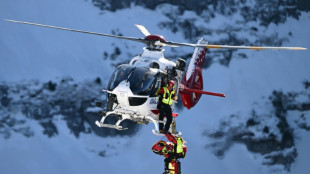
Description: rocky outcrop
0,78,140,139
203,81,310,171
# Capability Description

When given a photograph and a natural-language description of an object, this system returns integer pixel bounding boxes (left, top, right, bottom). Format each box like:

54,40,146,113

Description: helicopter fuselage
96,47,182,131
96,39,226,134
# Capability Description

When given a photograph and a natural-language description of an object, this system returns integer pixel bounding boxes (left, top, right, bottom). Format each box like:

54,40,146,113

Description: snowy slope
1,0,310,174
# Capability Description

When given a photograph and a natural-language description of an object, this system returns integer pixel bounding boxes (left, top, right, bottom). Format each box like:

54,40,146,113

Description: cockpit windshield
107,65,132,91
108,65,160,96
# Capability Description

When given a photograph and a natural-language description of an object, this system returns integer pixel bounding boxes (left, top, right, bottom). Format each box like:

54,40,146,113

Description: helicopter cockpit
108,65,161,97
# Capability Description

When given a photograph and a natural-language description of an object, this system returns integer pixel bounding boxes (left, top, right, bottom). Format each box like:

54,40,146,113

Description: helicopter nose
113,80,132,107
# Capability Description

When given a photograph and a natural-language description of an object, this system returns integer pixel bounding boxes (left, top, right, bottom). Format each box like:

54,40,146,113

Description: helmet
168,80,175,87
152,140,166,155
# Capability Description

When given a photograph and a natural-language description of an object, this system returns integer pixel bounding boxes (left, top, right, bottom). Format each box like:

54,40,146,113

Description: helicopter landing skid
95,110,170,135
95,111,129,130
152,130,165,136
95,120,128,130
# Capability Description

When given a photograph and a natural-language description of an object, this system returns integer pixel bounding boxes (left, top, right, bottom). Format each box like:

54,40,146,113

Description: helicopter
5,19,307,136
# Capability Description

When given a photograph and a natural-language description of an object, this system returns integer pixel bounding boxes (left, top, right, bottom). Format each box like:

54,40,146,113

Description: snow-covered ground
1,0,310,174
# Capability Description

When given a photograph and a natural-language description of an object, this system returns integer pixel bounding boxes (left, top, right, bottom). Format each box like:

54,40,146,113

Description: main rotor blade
5,19,146,44
135,24,151,36
205,44,307,50
154,41,179,48
5,19,307,50
162,41,307,50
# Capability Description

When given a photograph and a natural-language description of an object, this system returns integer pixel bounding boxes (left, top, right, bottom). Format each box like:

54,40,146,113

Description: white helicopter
5,19,307,136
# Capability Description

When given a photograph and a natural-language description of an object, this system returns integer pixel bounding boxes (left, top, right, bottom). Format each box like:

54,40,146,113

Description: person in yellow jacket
157,80,177,133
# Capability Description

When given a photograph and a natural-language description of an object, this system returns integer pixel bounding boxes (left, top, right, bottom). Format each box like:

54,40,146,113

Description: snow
1,0,310,174
0,114,136,174
291,131,310,174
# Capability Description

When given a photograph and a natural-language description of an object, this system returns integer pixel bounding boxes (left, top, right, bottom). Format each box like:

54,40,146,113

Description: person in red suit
152,132,186,174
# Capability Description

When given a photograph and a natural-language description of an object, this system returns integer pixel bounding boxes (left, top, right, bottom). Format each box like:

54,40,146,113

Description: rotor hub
145,34,166,42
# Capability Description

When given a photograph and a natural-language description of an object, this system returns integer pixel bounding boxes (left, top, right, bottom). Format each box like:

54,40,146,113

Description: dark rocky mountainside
203,80,310,171
0,78,140,139
92,0,310,19
1,1,309,171
93,0,310,68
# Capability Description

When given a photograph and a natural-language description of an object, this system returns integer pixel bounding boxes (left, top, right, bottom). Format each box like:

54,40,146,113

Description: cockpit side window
128,68,148,90
128,68,158,96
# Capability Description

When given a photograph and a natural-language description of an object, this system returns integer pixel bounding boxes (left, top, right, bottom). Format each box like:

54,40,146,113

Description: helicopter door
149,74,161,97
